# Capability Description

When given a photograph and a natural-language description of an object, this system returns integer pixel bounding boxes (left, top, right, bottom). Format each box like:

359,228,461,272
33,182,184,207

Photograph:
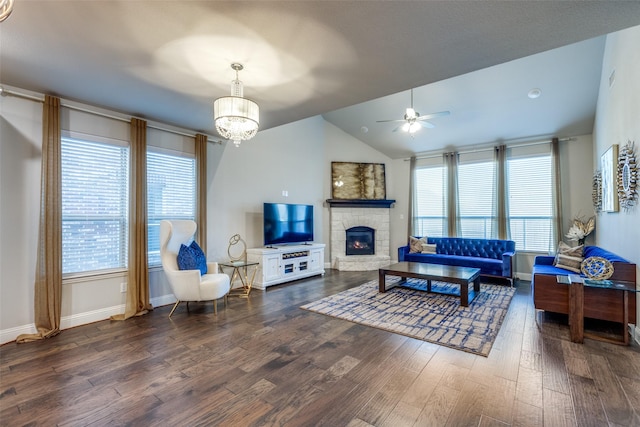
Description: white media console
246,243,325,289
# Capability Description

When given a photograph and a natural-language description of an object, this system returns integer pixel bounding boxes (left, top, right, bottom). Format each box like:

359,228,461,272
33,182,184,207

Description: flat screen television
263,202,314,246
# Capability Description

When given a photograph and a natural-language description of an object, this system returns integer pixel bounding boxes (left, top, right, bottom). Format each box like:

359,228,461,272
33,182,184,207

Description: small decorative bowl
581,256,614,280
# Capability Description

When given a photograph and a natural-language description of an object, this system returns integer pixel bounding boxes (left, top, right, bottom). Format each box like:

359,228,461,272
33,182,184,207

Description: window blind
147,149,196,266
507,154,553,251
61,137,129,274
414,165,448,237
458,159,496,238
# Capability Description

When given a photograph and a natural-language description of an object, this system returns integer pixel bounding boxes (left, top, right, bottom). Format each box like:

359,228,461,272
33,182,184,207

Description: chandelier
213,63,259,147
0,0,14,22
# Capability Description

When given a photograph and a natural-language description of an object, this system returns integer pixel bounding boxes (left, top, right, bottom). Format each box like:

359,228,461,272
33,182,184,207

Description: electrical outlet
120,282,127,293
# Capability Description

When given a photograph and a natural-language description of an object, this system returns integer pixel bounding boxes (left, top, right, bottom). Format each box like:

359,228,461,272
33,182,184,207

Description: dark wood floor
1,269,639,426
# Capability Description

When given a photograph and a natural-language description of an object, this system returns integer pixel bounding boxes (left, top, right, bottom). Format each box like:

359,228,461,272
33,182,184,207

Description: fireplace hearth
329,205,390,271
346,226,375,256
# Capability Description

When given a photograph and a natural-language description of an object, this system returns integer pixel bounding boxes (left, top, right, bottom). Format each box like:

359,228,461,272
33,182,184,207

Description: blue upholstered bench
398,237,516,285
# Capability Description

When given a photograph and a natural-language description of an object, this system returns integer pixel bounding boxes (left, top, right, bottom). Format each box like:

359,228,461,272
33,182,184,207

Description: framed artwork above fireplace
331,162,386,200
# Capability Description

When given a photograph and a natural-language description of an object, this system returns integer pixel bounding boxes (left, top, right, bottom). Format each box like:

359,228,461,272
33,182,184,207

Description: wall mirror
617,141,638,210
600,144,619,212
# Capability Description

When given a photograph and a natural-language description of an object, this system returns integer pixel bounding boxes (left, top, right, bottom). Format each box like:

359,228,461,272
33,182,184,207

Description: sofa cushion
583,246,630,263
554,253,583,273
532,263,574,276
436,238,513,260
177,241,207,275
421,243,437,254
553,241,583,272
402,253,503,276
556,241,583,256
409,236,427,253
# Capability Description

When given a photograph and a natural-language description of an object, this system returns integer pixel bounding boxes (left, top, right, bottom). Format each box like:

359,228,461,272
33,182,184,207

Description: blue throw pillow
176,241,207,275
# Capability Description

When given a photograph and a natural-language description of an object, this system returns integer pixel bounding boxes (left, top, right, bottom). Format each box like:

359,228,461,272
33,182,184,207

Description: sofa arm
502,251,515,278
533,255,555,266
398,245,410,262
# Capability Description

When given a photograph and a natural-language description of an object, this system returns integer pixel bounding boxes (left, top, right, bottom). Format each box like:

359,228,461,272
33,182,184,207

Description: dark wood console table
557,275,638,345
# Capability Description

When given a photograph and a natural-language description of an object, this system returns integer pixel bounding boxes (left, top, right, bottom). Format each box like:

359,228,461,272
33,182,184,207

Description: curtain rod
0,86,224,145
407,136,575,161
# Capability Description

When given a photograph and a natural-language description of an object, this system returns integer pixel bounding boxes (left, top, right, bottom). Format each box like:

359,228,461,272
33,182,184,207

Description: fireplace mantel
326,199,395,208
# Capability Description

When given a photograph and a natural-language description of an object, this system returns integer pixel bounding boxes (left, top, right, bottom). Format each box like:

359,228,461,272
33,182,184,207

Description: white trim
634,325,639,346
517,272,532,281
0,324,37,345
59,305,126,330
151,294,177,308
0,295,177,345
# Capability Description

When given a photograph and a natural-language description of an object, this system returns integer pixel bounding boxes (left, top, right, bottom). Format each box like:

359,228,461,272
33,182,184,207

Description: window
507,153,553,251
413,164,447,237
457,156,496,239
61,137,129,275
410,144,556,252
147,149,196,266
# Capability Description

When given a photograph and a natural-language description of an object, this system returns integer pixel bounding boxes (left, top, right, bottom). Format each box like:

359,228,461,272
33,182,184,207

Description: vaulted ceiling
2,1,639,158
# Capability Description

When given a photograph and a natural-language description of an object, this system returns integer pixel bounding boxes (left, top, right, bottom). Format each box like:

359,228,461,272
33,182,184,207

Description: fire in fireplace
345,226,375,256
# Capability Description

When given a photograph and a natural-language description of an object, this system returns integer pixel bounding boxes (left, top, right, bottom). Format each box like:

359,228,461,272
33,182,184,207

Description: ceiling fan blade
391,124,404,133
416,110,450,121
376,118,406,123
419,121,435,129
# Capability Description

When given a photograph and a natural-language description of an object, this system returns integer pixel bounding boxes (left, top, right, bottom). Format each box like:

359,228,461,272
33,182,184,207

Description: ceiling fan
376,89,450,134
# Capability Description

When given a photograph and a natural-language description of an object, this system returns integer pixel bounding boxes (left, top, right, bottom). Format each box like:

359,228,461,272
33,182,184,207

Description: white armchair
159,220,231,318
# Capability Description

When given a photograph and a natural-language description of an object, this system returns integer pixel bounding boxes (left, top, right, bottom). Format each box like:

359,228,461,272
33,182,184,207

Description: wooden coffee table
379,262,481,307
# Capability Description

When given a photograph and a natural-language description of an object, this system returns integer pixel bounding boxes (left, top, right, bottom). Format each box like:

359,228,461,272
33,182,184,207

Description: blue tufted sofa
398,237,516,284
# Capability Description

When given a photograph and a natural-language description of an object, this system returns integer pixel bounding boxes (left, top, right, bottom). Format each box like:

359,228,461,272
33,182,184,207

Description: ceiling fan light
408,122,421,133
405,107,416,118
402,122,411,132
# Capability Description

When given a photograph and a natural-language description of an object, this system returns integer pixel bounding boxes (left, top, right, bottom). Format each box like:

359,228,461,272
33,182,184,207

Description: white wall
206,116,327,262
1,95,42,337
592,24,640,343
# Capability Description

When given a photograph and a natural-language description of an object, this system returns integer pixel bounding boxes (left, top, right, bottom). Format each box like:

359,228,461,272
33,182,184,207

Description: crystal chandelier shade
213,63,260,147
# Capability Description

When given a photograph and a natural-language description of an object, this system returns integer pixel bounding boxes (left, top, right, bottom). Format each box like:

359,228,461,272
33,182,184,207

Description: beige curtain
495,145,509,240
407,156,416,236
195,133,208,253
113,118,152,320
551,137,563,245
444,152,459,237
17,96,62,343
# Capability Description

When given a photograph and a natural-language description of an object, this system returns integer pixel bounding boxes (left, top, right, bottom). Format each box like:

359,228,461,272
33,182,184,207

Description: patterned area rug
301,278,515,356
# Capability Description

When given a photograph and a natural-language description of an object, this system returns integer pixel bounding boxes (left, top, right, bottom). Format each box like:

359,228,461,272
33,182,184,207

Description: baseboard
59,304,126,330
634,325,640,346
1,294,178,345
151,294,176,308
0,324,38,345
517,272,532,281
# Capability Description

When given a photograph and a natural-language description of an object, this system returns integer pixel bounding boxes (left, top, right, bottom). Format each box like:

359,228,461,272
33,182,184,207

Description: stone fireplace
345,226,375,256
327,199,394,271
